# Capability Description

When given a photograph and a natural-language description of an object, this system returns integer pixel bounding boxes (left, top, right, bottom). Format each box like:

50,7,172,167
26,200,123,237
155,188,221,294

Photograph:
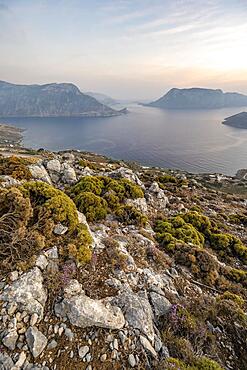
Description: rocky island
146,87,247,109
0,81,123,118
222,111,247,128
0,142,246,370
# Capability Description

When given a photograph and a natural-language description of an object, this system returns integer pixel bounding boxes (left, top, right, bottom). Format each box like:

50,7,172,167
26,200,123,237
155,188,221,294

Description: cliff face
0,147,246,370
148,87,247,109
0,81,120,117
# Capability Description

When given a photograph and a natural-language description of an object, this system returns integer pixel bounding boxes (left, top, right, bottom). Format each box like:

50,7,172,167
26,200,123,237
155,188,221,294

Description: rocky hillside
0,148,246,370
0,81,120,118
147,88,247,109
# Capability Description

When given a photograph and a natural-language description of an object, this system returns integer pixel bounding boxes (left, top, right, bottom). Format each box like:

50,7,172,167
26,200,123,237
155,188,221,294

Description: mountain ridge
146,87,247,109
0,81,121,117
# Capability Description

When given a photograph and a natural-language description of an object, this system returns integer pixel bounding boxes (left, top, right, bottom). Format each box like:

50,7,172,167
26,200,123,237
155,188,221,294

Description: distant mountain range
146,88,247,109
0,81,122,117
222,112,247,128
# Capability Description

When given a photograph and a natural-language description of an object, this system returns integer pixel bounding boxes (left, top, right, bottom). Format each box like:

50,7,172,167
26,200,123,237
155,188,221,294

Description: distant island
222,111,247,128
146,87,247,109
0,81,123,118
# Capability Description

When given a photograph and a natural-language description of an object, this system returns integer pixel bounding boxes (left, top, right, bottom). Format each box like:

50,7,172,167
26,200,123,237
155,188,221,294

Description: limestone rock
35,255,48,270
149,292,172,318
113,289,155,342
28,164,52,184
2,330,18,350
125,197,148,214
147,182,169,211
140,335,157,358
55,280,124,330
61,163,77,183
0,352,14,370
46,159,61,173
0,267,47,319
25,326,48,358
109,167,143,186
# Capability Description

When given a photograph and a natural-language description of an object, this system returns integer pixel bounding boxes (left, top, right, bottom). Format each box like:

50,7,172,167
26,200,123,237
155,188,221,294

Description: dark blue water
2,105,247,175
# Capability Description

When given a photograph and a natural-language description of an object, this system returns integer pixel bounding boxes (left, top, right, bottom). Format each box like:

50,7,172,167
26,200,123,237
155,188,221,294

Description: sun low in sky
1,0,247,100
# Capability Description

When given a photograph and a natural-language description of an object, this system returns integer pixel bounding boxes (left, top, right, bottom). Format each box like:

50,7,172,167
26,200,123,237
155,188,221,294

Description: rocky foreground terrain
0,148,246,370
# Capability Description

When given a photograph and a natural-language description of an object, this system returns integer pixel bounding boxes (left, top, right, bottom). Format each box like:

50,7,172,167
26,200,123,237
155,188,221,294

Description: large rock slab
54,280,125,330
113,289,155,342
0,267,47,319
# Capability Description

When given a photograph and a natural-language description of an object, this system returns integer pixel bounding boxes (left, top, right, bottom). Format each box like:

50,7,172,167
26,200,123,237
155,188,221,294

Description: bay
3,104,247,175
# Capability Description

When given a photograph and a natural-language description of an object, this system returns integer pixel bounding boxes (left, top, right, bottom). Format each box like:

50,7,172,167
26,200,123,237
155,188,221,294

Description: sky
1,0,247,100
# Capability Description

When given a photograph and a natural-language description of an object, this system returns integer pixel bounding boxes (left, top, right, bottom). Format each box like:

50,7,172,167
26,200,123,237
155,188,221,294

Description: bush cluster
69,175,146,225
0,182,92,273
0,155,33,180
155,211,247,263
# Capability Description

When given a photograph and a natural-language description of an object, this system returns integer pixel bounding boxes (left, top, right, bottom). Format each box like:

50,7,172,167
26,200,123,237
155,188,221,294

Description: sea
3,104,247,175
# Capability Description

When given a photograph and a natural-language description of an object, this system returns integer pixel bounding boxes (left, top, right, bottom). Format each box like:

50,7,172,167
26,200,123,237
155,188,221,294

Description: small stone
139,335,157,358
64,328,74,341
58,327,64,336
111,350,118,360
36,255,48,270
100,354,107,362
9,271,19,281
25,326,48,358
2,330,18,350
128,354,136,367
14,351,26,368
113,338,119,350
85,353,92,362
30,313,39,326
8,302,18,315
47,339,58,350
53,223,68,235
44,246,58,259
78,345,90,359
118,331,126,345
70,351,74,358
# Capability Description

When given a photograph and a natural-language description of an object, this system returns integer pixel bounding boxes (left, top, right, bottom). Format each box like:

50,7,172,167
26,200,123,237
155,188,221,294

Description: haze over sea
3,104,247,175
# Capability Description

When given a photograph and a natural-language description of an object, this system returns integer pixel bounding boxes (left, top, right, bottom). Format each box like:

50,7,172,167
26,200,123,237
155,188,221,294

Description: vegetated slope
0,81,120,117
222,111,247,128
0,148,246,370
147,87,247,109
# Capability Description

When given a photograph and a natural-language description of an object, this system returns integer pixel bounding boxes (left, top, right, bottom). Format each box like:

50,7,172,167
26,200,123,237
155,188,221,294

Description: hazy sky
1,0,247,99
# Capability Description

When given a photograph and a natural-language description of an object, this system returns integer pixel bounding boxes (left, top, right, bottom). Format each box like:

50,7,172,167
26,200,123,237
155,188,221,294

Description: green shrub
210,233,247,263
75,192,108,221
116,205,147,226
21,181,78,232
155,216,204,251
182,211,212,234
70,175,144,222
218,291,244,307
70,176,104,196
194,357,223,370
0,155,33,180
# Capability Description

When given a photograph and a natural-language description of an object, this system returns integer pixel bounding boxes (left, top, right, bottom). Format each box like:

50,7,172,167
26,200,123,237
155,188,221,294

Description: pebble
78,345,90,359
30,313,39,326
113,338,119,350
47,339,58,350
100,354,107,362
128,354,136,367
